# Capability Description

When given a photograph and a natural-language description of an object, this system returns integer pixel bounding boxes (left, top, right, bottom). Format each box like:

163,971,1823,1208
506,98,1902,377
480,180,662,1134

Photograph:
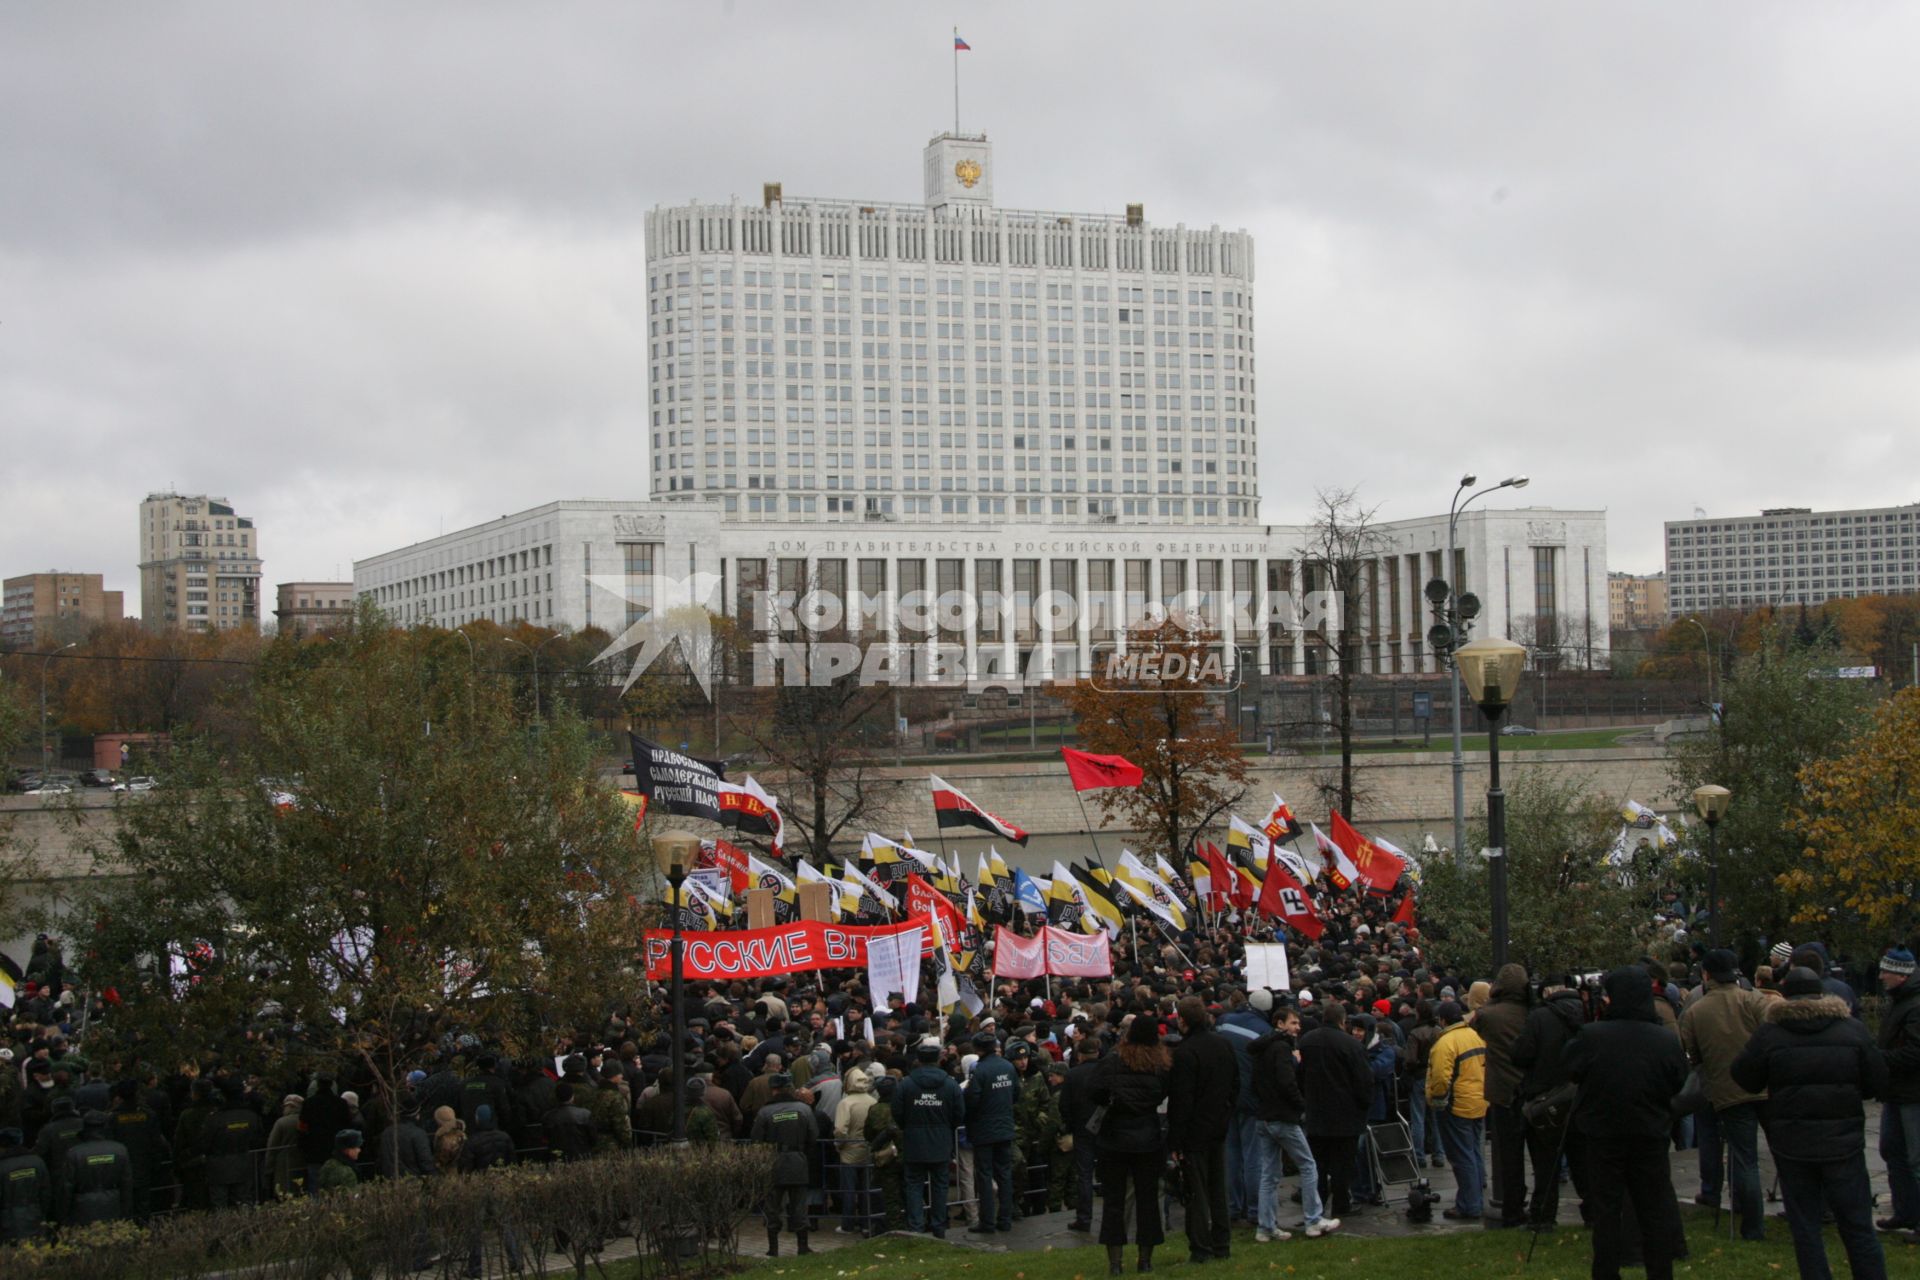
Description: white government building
357,131,1609,678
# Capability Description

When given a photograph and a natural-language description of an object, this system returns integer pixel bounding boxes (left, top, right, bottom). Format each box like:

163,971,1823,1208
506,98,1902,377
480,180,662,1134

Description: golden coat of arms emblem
954,158,982,188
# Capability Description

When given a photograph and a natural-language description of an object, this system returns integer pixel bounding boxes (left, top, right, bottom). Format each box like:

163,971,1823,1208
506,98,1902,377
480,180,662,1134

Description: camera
1404,1177,1439,1224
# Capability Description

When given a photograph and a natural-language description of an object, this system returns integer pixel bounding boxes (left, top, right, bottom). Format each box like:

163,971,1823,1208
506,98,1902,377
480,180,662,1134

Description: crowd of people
2,905,1918,1280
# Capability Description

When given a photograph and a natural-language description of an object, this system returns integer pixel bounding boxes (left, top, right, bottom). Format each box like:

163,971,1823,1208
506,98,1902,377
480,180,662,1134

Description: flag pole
952,27,960,134
1073,790,1110,870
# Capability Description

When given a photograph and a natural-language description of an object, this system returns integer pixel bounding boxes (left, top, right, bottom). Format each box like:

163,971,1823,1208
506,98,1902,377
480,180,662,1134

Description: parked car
112,776,158,792
9,772,43,793
25,782,73,796
79,769,117,787
1500,724,1539,736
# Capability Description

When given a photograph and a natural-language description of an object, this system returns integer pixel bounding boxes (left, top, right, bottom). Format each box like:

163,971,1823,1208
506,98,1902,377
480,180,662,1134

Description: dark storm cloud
3,1,1917,604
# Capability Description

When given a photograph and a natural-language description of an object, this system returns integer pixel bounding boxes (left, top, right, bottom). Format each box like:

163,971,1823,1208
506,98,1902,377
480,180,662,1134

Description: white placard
866,925,924,1009
1244,943,1290,993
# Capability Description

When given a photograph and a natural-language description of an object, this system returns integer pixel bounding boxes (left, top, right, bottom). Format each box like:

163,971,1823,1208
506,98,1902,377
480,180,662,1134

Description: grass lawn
602,1209,1918,1280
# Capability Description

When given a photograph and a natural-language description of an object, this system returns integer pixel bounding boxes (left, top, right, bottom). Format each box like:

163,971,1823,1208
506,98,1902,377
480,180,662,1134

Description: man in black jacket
107,1080,169,1220
1297,1001,1372,1219
1169,996,1240,1262
542,1082,597,1163
1875,944,1920,1239
57,1112,132,1227
1563,967,1688,1280
1732,966,1888,1280
0,1128,50,1242
1510,975,1587,1227
1059,1039,1104,1231
1250,1006,1338,1241
204,1082,264,1208
373,1095,436,1179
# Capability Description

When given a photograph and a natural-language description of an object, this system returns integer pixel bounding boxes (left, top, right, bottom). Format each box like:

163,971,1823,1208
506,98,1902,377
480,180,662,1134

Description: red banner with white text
644,918,932,981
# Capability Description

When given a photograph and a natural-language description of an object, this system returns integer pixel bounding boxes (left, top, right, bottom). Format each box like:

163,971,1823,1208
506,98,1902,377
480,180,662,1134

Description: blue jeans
1408,1090,1442,1161
1254,1120,1323,1232
1716,1102,1765,1241
1225,1112,1258,1218
839,1163,875,1231
1882,1101,1920,1228
1437,1112,1484,1217
1776,1154,1886,1280
905,1161,950,1235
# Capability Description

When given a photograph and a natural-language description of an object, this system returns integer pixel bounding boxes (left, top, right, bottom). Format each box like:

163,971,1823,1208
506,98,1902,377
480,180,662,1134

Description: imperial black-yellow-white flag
929,775,1029,844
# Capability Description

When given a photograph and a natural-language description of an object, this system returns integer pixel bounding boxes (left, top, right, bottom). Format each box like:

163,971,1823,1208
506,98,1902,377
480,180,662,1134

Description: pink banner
991,925,1046,979
1042,926,1113,977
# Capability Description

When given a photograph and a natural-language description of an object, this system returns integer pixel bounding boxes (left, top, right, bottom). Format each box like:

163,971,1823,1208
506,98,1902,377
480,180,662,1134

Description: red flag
1060,747,1145,791
905,872,965,942
1391,893,1417,928
1232,865,1258,911
698,837,752,894
1258,858,1325,940
1330,812,1402,891
1201,842,1236,910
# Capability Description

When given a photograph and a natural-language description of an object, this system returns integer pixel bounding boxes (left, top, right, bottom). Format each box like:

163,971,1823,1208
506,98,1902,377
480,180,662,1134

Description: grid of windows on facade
1665,507,1920,612
367,543,558,626
722,552,1470,677
643,215,1256,526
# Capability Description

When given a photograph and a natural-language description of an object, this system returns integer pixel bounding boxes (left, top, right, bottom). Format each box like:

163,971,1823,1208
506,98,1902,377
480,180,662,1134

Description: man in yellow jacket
1426,1000,1488,1222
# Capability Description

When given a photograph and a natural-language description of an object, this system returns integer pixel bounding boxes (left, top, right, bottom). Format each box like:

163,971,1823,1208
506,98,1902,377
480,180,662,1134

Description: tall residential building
138,492,263,631
1,572,124,648
275,581,355,636
1664,503,1920,616
643,132,1258,525
1607,571,1667,631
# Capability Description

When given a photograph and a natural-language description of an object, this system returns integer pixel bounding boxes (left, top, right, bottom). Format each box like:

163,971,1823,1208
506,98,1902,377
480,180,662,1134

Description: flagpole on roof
953,27,960,134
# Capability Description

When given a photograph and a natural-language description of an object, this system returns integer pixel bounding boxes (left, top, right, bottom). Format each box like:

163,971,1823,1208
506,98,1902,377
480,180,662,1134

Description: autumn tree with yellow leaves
1788,686,1920,942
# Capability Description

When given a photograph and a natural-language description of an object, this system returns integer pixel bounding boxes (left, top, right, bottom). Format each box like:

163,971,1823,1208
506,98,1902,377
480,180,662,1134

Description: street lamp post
502,633,565,720
1679,616,1713,715
1692,784,1732,946
39,643,78,778
653,829,701,1148
1455,635,1528,970
451,626,477,724
1438,474,1529,866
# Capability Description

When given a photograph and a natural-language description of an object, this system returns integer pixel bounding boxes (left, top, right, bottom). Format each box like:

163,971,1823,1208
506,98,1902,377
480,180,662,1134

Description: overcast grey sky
5,2,1918,608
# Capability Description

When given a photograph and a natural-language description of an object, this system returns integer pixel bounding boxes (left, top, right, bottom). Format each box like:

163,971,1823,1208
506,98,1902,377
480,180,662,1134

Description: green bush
3,1144,773,1280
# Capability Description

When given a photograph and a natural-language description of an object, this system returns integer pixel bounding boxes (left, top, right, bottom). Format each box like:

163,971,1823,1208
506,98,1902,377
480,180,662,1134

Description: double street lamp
653,829,701,1148
1691,784,1732,946
40,643,78,779
1434,474,1529,866
1455,634,1527,970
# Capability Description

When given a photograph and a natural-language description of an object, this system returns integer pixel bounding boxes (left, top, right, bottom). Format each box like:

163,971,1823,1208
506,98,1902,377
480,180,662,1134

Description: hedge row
8,1143,774,1280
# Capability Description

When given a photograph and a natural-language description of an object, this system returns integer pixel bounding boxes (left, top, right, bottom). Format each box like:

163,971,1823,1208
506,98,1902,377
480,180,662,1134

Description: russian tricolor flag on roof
954,34,971,50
